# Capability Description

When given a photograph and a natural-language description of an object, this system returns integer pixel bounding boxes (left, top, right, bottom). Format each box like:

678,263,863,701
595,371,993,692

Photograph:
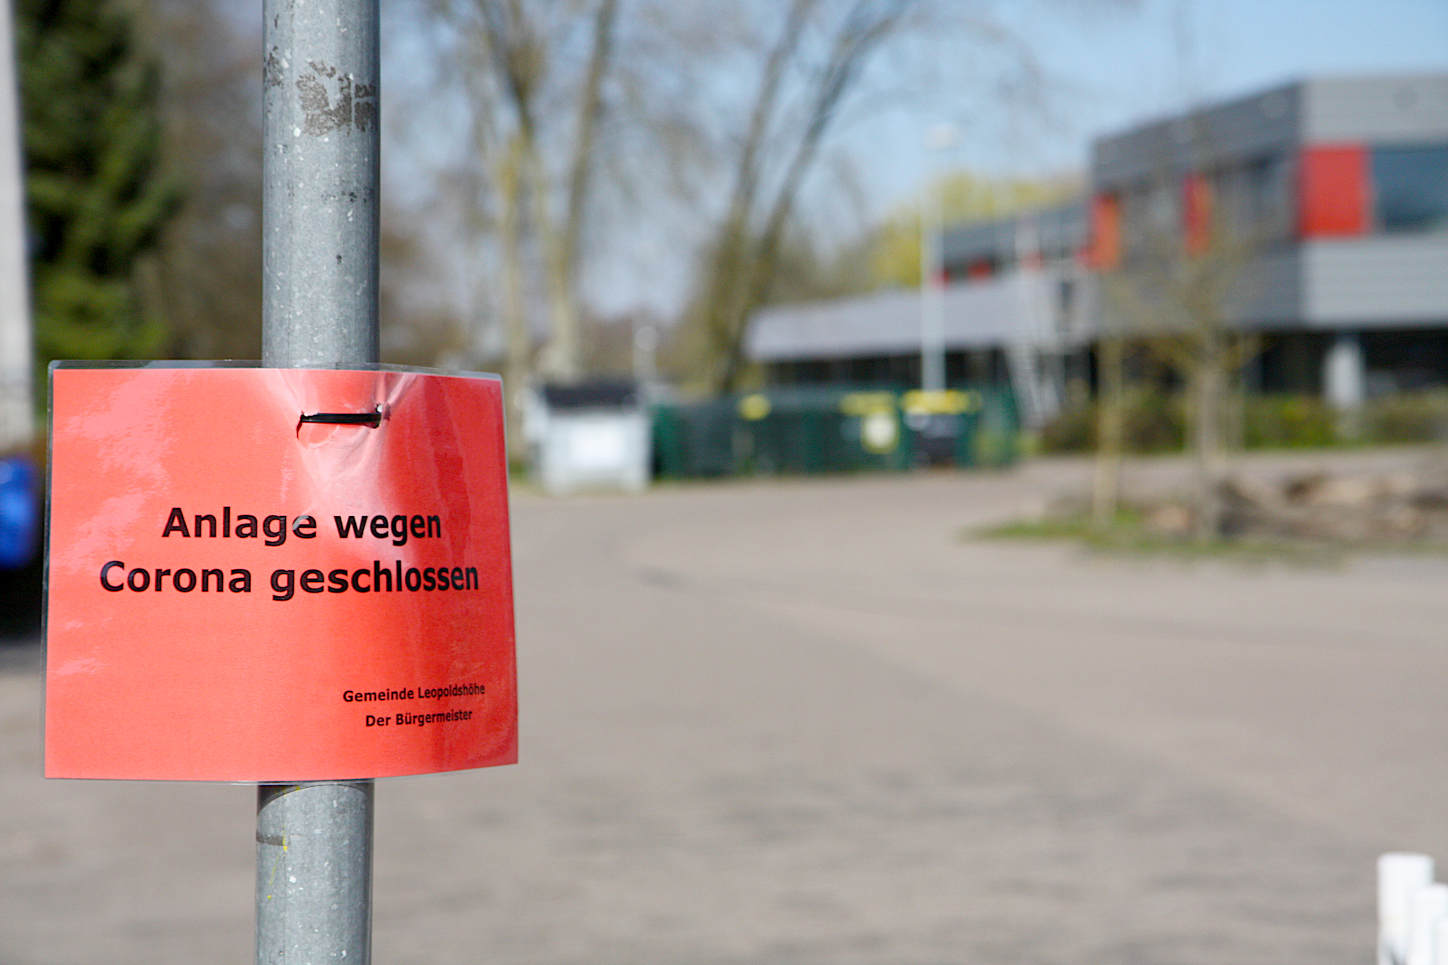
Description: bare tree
398,0,1127,401
546,0,617,378
498,132,530,455
679,0,1097,393
421,0,620,386
1091,0,1257,540
685,0,927,393
1091,331,1126,530
1104,173,1260,540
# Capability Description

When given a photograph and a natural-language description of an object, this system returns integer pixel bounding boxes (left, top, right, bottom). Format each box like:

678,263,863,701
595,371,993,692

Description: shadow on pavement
0,553,42,670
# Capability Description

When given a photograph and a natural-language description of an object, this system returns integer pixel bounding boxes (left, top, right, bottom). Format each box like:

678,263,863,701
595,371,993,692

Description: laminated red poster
44,365,517,781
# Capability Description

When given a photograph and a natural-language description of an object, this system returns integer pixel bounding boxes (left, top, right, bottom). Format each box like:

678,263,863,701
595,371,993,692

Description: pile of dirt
1143,460,1448,544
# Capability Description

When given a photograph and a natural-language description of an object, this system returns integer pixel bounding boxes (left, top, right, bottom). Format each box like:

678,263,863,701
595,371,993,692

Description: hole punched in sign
296,406,384,433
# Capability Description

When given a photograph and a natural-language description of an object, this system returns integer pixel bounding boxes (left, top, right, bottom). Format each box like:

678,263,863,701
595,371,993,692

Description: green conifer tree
16,0,180,369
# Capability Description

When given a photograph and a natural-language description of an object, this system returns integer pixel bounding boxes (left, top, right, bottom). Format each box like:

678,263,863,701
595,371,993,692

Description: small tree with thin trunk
1091,331,1127,530
1102,174,1259,540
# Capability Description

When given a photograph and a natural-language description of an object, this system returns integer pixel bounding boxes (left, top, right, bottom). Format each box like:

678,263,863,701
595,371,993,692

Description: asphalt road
3,449,1447,964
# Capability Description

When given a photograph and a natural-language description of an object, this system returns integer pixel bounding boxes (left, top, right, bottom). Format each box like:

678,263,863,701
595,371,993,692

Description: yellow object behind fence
901,389,982,416
737,394,772,421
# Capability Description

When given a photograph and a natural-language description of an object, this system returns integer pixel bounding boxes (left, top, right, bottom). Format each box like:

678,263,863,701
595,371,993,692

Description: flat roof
748,274,1066,361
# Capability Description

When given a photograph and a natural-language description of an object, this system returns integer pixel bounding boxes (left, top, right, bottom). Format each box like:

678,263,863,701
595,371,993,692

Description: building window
1372,145,1448,232
1242,154,1289,240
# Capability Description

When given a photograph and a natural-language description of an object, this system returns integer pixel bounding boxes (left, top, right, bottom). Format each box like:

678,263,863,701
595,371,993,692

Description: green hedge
1038,388,1185,453
1242,396,1338,449
1039,390,1448,454
1362,391,1448,444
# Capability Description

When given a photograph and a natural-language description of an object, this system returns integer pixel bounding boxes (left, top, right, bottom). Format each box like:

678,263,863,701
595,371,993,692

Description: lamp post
920,122,959,393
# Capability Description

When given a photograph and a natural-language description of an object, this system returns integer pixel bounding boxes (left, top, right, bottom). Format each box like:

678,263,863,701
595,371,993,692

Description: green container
651,382,1020,480
971,385,1022,467
735,386,909,475
651,399,738,479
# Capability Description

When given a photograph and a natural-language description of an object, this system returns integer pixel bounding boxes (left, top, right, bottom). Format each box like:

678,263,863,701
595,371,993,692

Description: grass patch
971,509,1344,564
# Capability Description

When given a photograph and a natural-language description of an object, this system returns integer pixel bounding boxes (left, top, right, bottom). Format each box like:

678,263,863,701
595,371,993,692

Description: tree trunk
1092,336,1124,531
1192,358,1226,541
500,136,530,463
709,0,913,394
690,0,817,393
542,0,618,382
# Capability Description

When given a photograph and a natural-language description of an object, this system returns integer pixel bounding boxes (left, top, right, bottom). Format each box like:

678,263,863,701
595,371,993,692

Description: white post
1324,331,1365,411
633,321,658,386
1434,918,1448,965
0,0,33,453
1409,883,1448,965
1382,854,1436,965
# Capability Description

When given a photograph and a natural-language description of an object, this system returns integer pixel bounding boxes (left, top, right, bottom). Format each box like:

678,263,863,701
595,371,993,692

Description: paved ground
4,449,1448,964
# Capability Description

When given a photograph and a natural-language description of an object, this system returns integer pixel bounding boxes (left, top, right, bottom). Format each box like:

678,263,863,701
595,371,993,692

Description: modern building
749,200,1091,426
746,73,1448,423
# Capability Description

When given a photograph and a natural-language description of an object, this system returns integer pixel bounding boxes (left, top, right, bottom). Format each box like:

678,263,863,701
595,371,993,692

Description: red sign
45,366,517,781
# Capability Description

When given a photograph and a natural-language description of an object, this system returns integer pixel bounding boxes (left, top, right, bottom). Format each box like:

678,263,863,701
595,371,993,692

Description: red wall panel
1298,144,1368,237
1182,173,1212,254
1089,193,1121,269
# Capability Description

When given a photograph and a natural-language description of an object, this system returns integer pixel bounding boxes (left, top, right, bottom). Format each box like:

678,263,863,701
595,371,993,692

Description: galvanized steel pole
257,1,378,963
0,0,33,453
262,0,379,366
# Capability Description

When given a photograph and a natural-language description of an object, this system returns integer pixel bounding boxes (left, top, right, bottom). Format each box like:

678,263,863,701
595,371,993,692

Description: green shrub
1037,401,1094,452
1243,395,1337,449
1038,389,1184,454
1363,391,1448,444
1123,390,1186,452
1042,389,1448,455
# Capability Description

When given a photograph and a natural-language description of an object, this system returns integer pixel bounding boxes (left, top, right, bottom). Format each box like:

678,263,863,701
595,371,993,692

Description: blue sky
378,0,1448,317
1057,0,1448,132
866,0,1448,213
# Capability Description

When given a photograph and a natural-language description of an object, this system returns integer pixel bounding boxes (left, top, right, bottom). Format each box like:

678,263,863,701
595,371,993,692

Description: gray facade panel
1301,75,1448,145
942,202,1085,267
748,289,922,361
1301,238,1448,327
1229,248,1302,328
941,220,1011,267
1093,74,1448,190
1093,83,1301,187
748,272,1071,362
1091,247,1301,335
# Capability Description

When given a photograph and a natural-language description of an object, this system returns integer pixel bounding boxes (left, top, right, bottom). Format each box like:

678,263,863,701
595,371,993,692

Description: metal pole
920,191,945,392
262,0,379,366
257,784,375,963
0,0,33,453
920,123,957,394
258,1,378,962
